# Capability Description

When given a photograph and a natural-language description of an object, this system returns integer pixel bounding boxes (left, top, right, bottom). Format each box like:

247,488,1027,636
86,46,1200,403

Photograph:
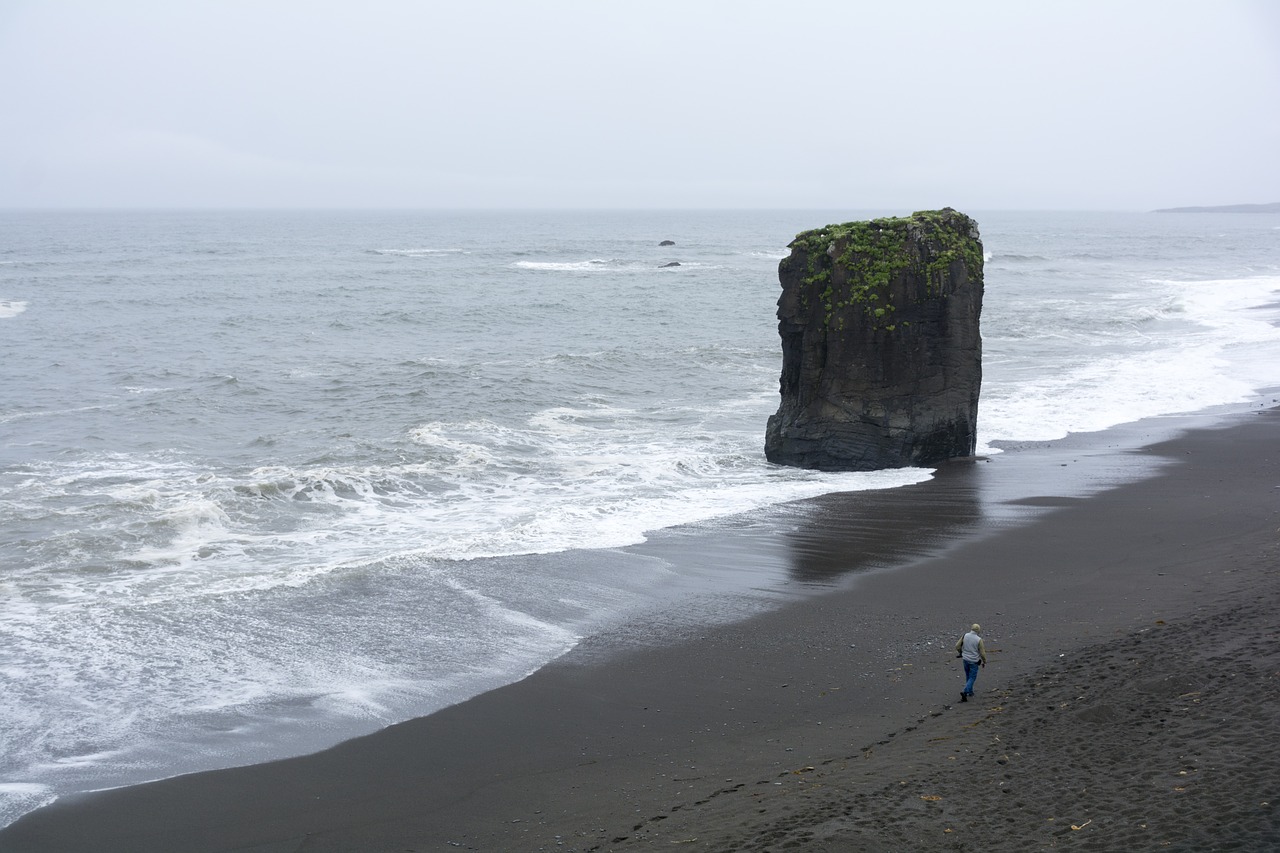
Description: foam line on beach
3,409,1277,851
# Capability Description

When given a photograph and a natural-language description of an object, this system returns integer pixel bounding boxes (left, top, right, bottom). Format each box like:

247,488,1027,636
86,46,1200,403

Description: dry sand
2,409,1277,853
607,597,1280,852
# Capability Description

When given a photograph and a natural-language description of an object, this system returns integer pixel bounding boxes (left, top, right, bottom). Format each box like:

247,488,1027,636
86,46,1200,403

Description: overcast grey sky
1,0,1277,209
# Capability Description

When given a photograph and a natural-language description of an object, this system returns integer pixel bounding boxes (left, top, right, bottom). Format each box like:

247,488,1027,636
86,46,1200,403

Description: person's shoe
960,692,967,702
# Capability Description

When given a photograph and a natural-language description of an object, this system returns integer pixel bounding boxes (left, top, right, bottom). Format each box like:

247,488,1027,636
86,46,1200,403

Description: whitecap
513,259,619,272
0,300,28,318
372,248,465,256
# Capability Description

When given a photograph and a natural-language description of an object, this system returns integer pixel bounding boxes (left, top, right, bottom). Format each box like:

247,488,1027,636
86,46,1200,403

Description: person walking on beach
955,623,986,702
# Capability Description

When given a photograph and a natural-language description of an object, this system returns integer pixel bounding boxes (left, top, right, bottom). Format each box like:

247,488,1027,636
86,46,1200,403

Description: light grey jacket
956,631,986,664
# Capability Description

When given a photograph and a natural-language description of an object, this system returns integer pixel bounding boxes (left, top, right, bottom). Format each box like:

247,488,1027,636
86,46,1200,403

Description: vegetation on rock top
788,209,982,331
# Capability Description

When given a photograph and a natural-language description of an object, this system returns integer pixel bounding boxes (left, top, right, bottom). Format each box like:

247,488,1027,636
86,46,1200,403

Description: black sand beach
3,409,1278,852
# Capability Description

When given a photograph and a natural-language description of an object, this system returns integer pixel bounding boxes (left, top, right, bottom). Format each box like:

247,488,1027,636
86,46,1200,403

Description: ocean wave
0,403,110,424
0,546,591,833
370,248,466,256
512,258,708,272
4,420,929,606
513,259,632,272
986,252,1049,263
979,344,1258,445
0,301,28,318
237,463,443,503
980,274,1280,445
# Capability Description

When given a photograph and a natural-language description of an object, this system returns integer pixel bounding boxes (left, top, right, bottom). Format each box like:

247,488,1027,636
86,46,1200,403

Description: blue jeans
963,660,981,695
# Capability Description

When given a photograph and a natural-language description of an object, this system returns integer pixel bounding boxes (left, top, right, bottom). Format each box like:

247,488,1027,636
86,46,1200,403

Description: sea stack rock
764,208,983,471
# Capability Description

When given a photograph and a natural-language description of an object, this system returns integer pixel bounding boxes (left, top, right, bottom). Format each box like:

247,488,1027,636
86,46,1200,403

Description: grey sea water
1,208,1278,825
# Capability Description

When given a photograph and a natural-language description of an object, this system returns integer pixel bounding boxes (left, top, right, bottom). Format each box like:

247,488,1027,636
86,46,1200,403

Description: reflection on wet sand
782,460,984,585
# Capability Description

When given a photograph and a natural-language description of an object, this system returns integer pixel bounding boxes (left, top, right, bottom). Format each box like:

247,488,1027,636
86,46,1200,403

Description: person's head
971,623,982,634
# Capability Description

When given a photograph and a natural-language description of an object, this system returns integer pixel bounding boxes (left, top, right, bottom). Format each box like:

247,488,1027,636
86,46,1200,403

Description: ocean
2,208,1278,826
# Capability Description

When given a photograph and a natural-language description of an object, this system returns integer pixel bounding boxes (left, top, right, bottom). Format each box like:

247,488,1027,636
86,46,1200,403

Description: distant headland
1154,202,1280,213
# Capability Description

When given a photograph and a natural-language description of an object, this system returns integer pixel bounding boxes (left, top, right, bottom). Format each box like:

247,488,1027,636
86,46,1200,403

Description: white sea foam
0,300,28,318
3,396,928,630
985,252,1048,264
1167,275,1280,328
514,259,617,271
400,405,934,560
0,784,56,832
512,258,704,272
373,248,465,256
979,275,1280,446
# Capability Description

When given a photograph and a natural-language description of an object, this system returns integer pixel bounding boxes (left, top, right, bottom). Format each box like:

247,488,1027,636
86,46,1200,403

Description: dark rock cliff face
764,208,983,471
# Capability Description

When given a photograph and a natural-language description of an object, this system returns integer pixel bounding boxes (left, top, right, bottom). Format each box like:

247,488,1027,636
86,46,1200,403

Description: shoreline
3,406,1278,851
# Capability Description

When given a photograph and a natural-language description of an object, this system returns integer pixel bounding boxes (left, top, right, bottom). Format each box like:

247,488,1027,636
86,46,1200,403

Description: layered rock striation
764,208,983,471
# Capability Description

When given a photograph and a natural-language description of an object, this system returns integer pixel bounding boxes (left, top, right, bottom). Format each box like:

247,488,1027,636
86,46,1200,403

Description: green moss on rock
788,208,982,330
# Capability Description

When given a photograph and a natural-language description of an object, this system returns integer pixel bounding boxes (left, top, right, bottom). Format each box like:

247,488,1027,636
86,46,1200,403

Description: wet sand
3,409,1278,852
